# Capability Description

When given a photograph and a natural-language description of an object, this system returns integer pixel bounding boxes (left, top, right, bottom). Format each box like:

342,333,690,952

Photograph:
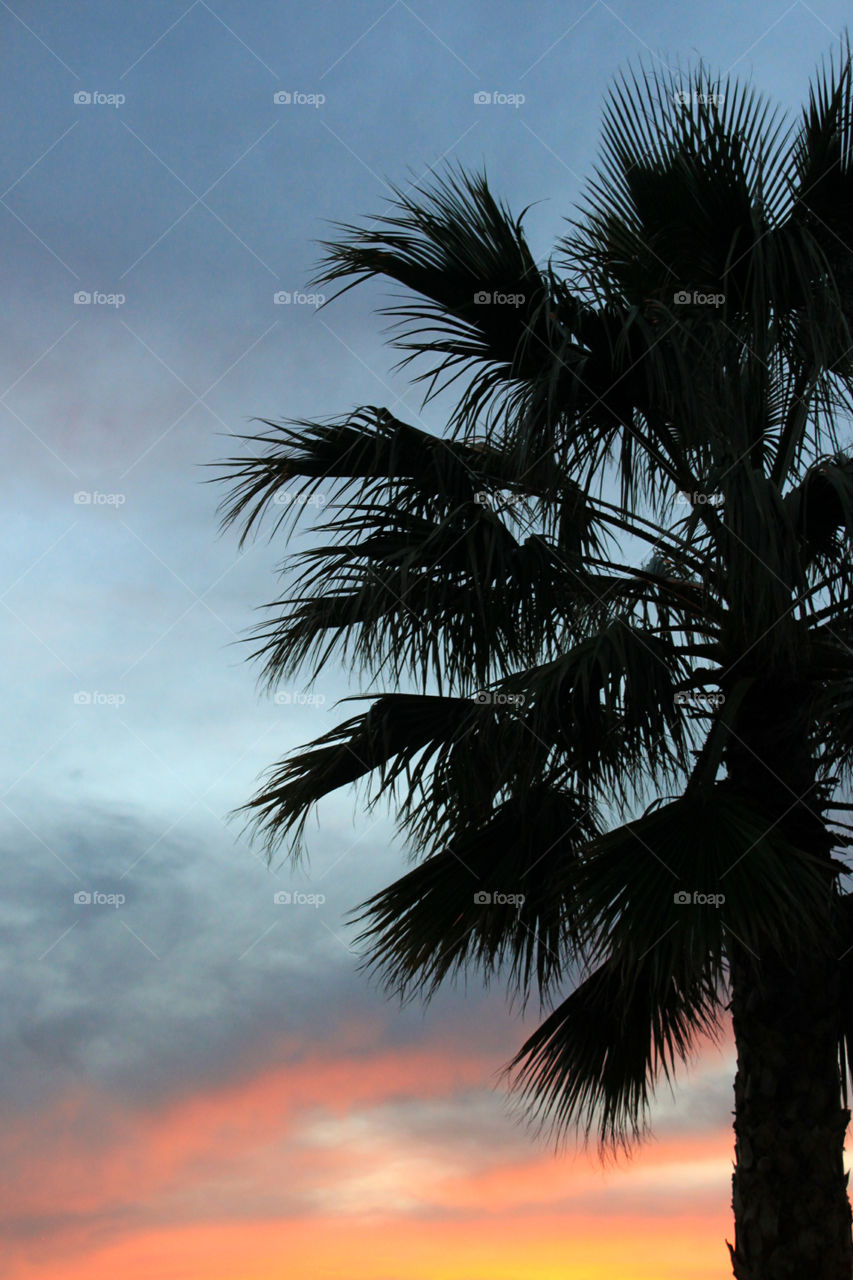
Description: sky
2,2,850,1277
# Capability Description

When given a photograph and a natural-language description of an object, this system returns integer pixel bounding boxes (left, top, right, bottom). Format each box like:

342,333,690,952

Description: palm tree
218,42,853,1278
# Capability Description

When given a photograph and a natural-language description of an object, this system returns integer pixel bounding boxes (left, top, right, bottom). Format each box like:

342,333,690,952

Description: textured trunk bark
728,947,852,1279
725,679,853,1278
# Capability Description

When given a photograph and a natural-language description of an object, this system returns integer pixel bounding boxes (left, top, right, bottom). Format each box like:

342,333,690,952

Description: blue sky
2,3,851,1277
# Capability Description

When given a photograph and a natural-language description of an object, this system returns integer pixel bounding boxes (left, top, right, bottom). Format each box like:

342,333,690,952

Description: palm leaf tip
505,957,722,1151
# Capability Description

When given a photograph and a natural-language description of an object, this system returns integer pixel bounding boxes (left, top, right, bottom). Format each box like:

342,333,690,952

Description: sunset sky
2,2,850,1277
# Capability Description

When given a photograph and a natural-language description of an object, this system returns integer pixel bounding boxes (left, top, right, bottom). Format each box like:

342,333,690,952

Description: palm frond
792,35,853,263
813,676,853,787
217,409,620,690
506,952,723,1149
352,786,601,1003
237,693,476,857
310,166,557,439
215,407,533,547
575,787,836,973
786,452,853,567
506,785,838,1147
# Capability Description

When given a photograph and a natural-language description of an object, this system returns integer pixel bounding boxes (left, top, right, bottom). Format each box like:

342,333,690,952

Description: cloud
0,805,734,1277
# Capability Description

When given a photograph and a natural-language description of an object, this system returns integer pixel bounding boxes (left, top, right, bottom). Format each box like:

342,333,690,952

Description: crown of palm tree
217,41,853,1149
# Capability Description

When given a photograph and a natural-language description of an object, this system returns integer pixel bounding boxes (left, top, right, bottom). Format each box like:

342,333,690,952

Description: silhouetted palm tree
219,41,853,1279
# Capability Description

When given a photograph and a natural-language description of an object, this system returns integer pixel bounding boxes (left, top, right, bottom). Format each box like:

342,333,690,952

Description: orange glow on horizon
9,1212,732,1280
4,1035,737,1280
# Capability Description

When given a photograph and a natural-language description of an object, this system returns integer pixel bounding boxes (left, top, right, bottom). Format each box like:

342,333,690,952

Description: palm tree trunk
726,680,853,1277
728,946,852,1279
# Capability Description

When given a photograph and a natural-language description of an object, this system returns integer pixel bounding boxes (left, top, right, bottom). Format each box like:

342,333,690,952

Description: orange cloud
2,1036,497,1223
3,1030,736,1280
